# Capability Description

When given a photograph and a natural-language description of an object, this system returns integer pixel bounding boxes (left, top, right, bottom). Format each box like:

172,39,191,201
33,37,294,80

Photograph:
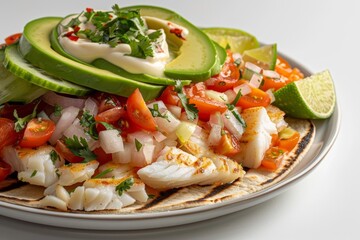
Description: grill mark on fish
139,188,181,210
261,121,315,185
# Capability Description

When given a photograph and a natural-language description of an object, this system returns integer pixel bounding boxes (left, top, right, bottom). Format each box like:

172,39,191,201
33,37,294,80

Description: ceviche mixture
0,4,331,212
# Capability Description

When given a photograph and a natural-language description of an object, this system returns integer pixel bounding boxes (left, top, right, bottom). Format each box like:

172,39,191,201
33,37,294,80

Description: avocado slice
19,17,165,101
122,5,219,81
50,22,191,86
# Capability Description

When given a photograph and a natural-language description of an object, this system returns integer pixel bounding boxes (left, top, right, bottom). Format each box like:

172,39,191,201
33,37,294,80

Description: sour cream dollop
58,13,187,77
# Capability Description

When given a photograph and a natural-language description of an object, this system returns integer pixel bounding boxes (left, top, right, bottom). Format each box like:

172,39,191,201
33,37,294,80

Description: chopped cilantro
64,136,97,163
174,80,198,121
135,138,143,152
54,104,62,117
226,89,247,128
30,170,37,178
148,103,169,121
115,177,134,196
80,110,98,140
93,168,114,179
13,101,39,132
50,150,59,165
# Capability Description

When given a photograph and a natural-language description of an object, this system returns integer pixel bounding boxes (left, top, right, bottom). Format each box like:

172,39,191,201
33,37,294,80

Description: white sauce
58,13,187,77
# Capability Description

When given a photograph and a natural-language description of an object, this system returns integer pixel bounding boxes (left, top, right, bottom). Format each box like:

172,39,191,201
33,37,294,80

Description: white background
0,0,359,239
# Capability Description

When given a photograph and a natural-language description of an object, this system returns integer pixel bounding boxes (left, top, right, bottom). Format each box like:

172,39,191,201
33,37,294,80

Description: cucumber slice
4,44,91,96
0,48,47,104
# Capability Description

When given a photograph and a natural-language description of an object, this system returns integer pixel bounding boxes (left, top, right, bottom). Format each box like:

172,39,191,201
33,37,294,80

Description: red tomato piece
0,118,19,151
0,161,12,182
188,96,227,121
126,89,157,132
278,131,300,152
261,147,285,171
159,86,180,106
95,107,126,124
214,131,241,157
19,119,56,148
93,147,112,165
236,87,271,109
5,33,22,46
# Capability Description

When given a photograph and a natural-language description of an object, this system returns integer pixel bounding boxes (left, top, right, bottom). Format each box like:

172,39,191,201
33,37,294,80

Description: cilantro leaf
226,90,247,128
54,104,62,117
64,136,97,163
93,168,114,179
50,150,59,165
80,110,98,140
128,34,154,59
174,80,199,121
148,103,169,121
13,101,39,132
115,177,134,196
30,170,37,178
135,138,143,152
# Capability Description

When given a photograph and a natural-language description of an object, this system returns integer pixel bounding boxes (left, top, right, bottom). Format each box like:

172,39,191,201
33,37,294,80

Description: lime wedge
202,27,259,54
242,44,277,70
274,70,336,119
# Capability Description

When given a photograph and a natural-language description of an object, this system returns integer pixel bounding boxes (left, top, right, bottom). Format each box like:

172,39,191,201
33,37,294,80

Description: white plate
0,55,340,230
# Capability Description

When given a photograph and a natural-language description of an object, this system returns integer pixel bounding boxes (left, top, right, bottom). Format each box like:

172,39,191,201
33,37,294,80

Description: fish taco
0,4,332,214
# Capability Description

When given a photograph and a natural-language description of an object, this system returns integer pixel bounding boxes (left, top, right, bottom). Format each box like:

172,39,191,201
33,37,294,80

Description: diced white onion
263,70,280,79
42,91,85,109
83,97,98,116
205,90,228,103
147,100,167,112
207,124,222,146
62,118,98,150
155,110,181,134
49,106,80,145
37,111,50,120
166,104,182,119
266,89,276,103
112,142,132,164
249,74,263,88
209,112,224,128
0,146,22,173
222,110,244,140
234,83,252,96
152,131,167,142
224,89,236,104
99,129,124,154
127,131,154,145
131,144,155,167
245,62,262,74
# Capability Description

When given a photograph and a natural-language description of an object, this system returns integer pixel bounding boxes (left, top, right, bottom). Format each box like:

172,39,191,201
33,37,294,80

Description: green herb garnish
80,110,99,140
93,168,114,179
135,138,143,152
226,90,247,128
115,177,134,196
148,103,169,121
174,80,199,121
54,104,62,117
30,170,37,178
64,136,97,163
50,150,59,165
13,101,40,132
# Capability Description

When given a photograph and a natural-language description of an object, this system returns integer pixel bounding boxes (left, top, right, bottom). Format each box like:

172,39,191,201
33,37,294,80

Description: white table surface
0,0,358,239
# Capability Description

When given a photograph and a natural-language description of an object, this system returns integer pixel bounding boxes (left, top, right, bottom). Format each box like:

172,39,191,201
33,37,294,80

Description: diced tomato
275,56,304,82
94,93,126,113
159,86,180,106
55,140,84,163
18,119,55,148
93,147,112,165
126,89,157,132
261,76,288,91
5,33,22,46
278,131,300,152
205,52,240,92
0,161,12,182
261,147,285,171
188,96,227,121
214,131,241,157
185,82,206,98
236,86,271,109
95,107,126,124
0,118,19,151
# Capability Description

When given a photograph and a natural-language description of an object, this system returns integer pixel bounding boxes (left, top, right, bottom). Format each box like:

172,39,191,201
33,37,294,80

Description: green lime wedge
202,27,259,54
274,70,336,119
242,44,277,70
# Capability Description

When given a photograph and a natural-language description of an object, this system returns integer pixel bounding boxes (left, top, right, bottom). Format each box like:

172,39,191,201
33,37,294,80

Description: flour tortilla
0,118,315,213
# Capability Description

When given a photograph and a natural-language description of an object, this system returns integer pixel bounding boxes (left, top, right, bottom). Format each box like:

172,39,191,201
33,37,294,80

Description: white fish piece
97,162,133,178
233,107,277,169
57,160,99,186
138,146,221,190
71,177,147,211
55,185,71,204
39,195,67,211
266,105,288,132
16,146,64,187
68,186,85,210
